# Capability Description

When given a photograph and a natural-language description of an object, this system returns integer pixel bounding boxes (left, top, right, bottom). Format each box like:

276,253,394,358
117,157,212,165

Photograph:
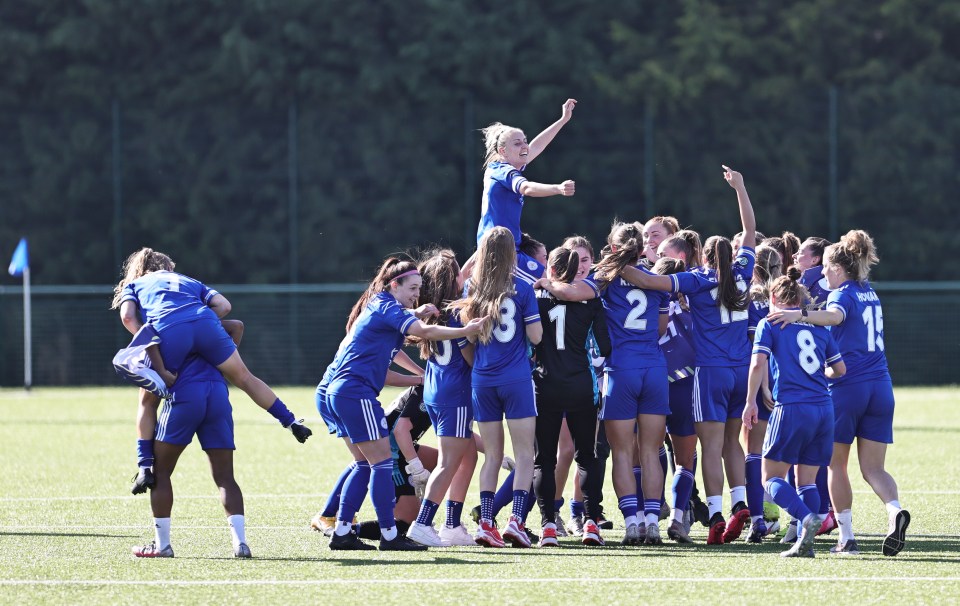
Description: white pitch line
1,578,958,587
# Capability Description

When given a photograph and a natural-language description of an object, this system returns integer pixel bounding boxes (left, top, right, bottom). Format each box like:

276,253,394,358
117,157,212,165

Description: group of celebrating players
113,98,909,560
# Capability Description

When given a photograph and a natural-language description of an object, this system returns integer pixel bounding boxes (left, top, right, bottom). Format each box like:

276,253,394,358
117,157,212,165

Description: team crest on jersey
527,260,539,271
419,402,427,412
380,417,388,429
736,256,749,267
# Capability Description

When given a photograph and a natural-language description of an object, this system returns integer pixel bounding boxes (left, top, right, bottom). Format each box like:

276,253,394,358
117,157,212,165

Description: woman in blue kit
475,99,578,284
743,267,846,558
112,248,312,441
324,256,485,552
617,166,758,545
768,230,910,557
454,227,543,548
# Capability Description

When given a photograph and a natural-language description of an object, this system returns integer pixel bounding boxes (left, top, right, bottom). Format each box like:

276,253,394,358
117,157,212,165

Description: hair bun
786,266,802,281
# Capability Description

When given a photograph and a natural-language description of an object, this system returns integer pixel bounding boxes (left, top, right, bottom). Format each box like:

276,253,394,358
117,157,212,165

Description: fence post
112,98,123,271
288,99,300,383
644,97,655,217
464,93,476,252
828,86,838,241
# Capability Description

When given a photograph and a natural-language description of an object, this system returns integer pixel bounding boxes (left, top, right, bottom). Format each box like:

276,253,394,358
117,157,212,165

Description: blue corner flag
8,238,28,277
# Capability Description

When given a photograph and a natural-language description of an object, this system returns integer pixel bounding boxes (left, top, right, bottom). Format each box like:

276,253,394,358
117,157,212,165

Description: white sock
671,508,684,523
381,526,398,541
729,485,746,507
624,514,639,527
228,514,246,548
707,496,723,518
334,521,353,537
837,509,855,543
645,513,658,526
154,517,171,550
885,500,902,517
751,515,762,524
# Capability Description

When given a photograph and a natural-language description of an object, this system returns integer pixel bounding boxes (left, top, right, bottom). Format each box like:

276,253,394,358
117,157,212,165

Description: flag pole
23,265,32,390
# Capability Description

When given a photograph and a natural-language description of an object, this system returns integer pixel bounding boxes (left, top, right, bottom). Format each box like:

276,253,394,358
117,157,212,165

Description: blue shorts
328,393,388,444
315,383,344,437
473,380,537,422
763,403,834,466
426,402,473,439
159,316,236,373
666,377,695,437
156,380,234,449
830,378,895,444
692,365,748,423
600,367,670,421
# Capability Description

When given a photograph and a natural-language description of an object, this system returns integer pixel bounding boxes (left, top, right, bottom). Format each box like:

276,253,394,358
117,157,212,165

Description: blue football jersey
326,292,418,398
424,314,472,407
472,277,541,387
753,317,842,406
477,161,528,247
175,354,226,386
669,247,755,367
748,297,769,340
659,299,696,381
121,271,220,331
825,281,889,385
600,267,669,370
800,266,832,309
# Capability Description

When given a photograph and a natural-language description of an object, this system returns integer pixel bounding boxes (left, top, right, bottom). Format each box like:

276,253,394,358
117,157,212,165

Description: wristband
267,400,296,427
801,307,809,318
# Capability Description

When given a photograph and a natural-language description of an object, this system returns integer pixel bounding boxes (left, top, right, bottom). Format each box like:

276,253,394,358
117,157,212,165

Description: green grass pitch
0,385,958,605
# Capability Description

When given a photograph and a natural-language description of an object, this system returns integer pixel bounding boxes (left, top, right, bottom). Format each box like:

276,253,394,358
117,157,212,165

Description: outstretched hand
723,165,744,190
464,316,489,337
766,308,802,328
561,98,578,122
557,180,576,196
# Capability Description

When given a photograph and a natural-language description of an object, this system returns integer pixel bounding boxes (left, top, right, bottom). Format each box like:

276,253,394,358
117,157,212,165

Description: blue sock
816,467,831,514
492,470,515,517
321,462,357,517
480,491,495,522
337,461,371,523
745,454,763,518
136,439,154,468
570,499,585,518
266,398,295,427
798,484,820,522
633,466,644,502
672,467,695,513
766,477,811,523
659,446,669,505
524,484,536,519
370,458,396,530
445,500,463,528
415,499,440,526
554,498,564,513
644,498,661,519
618,495,638,521
511,490,528,520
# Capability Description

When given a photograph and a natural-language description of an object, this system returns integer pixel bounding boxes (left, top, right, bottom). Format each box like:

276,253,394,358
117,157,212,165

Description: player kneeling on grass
743,268,846,558
131,354,253,559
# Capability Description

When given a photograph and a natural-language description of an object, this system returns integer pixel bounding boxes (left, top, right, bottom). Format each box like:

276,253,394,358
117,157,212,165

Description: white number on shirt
710,278,749,324
796,329,820,375
434,339,453,366
862,305,885,352
166,273,180,292
624,289,648,330
493,298,517,343
548,305,567,350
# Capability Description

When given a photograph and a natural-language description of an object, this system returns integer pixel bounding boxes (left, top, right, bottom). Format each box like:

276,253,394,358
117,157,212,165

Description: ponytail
704,236,748,312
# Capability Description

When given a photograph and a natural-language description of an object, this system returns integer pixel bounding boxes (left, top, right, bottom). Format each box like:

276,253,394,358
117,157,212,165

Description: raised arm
619,266,674,292
518,180,575,198
406,317,486,341
526,99,577,164
723,166,756,250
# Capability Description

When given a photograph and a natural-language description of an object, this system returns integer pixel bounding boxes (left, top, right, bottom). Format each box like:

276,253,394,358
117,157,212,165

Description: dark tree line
1,0,958,285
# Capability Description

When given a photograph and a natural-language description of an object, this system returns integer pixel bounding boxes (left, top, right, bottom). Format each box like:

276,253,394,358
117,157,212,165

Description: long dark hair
593,222,643,287
416,249,461,359
703,235,748,312
347,256,418,332
547,247,580,284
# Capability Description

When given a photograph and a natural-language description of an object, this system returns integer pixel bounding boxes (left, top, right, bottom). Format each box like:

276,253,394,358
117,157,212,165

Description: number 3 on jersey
492,298,517,343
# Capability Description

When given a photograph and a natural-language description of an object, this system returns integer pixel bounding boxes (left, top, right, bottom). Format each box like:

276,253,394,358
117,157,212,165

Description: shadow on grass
332,556,505,567
0,531,138,538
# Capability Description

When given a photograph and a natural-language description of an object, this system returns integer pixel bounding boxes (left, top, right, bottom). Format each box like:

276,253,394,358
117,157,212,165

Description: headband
393,269,420,281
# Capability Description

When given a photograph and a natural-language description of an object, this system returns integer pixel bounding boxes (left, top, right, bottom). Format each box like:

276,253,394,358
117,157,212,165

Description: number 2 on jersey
624,289,648,330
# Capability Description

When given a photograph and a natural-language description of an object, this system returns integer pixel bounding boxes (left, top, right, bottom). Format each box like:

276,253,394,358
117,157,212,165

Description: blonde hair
452,227,516,344
480,122,522,168
770,266,810,308
750,244,783,302
644,216,680,236
111,248,175,309
825,229,879,283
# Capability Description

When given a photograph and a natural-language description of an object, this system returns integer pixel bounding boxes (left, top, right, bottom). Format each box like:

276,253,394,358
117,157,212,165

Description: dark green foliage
0,0,958,284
